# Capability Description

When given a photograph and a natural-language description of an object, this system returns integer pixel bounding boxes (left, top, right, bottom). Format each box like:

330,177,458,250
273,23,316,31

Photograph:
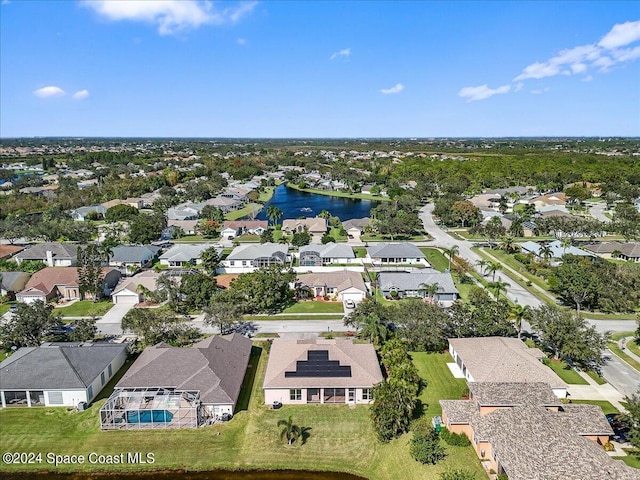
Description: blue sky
1,1,639,137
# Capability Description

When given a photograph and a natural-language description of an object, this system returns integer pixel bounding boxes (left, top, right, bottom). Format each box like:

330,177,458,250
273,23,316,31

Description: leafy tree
200,246,222,274
372,201,421,240
565,184,591,202
622,389,640,453
450,200,481,227
203,297,243,334
179,272,217,311
0,300,63,348
344,300,391,345
410,428,446,464
260,228,274,243
548,256,601,313
394,299,449,352
68,317,98,342
321,233,336,244
199,220,220,239
527,305,609,369
228,266,296,314
291,230,311,246
129,212,166,244
121,308,201,350
85,210,103,221
200,205,225,223
105,204,139,223
77,244,105,301
447,291,514,339
439,470,477,480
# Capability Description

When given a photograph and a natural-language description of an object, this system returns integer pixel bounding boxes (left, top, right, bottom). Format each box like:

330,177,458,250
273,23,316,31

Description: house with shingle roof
158,244,221,268
263,339,383,405
111,271,161,305
69,204,107,221
448,337,567,398
520,239,594,263
440,382,634,480
108,245,161,275
100,334,252,429
378,270,458,306
16,267,121,304
0,244,25,260
0,342,129,408
584,241,640,263
220,220,268,239
0,271,31,298
298,243,355,266
296,271,367,304
366,242,427,265
14,242,78,267
222,243,289,272
282,217,328,236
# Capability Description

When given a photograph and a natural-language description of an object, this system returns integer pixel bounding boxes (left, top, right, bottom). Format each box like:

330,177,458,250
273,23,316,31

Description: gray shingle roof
449,337,566,388
14,242,78,262
226,243,288,261
296,271,366,293
366,242,425,259
110,245,161,263
0,271,31,292
378,271,458,295
116,334,252,406
299,243,355,259
159,244,219,262
0,343,129,389
468,382,561,407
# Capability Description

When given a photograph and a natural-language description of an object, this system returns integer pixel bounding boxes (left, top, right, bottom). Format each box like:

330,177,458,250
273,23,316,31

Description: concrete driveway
96,303,134,328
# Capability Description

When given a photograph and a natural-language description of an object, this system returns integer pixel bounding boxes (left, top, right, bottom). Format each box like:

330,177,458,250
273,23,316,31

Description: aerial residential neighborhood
1,2,640,480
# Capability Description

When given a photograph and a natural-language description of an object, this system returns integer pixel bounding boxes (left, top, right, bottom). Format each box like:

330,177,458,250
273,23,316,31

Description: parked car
344,299,356,309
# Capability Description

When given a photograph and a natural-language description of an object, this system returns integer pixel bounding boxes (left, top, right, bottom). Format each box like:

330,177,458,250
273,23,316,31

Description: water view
256,185,377,222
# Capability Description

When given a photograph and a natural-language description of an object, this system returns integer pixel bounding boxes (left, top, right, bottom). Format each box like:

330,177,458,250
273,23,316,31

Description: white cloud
458,84,510,102
33,86,65,98
531,87,551,95
73,89,90,100
330,48,351,60
598,20,640,49
570,63,587,74
83,0,257,36
380,83,404,94
237,37,247,45
513,61,562,81
582,75,594,82
514,82,524,92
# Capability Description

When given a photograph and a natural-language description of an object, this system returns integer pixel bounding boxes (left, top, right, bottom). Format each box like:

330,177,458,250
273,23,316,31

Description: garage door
113,293,138,304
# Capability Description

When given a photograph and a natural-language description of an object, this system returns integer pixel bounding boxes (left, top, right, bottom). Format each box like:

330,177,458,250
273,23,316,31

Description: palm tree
278,416,301,445
489,280,509,301
487,261,502,282
445,245,459,271
476,259,489,276
359,314,389,346
560,237,571,257
266,205,283,226
510,304,530,340
499,236,516,254
419,282,440,303
539,244,553,265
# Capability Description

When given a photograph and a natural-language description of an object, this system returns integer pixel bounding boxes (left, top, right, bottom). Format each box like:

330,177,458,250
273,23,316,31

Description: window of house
100,372,105,386
289,389,302,401
362,388,372,401
108,364,112,377
87,386,93,400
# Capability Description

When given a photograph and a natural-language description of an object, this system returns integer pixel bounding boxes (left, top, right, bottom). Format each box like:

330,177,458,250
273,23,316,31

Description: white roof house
158,244,221,268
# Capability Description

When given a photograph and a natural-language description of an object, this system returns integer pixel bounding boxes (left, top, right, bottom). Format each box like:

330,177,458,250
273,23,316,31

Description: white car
344,299,356,309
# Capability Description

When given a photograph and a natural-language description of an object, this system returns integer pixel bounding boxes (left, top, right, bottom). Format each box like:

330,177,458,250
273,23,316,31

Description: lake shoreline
286,183,391,202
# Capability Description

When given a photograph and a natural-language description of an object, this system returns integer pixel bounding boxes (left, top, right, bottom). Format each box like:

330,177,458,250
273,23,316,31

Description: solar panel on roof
284,349,352,378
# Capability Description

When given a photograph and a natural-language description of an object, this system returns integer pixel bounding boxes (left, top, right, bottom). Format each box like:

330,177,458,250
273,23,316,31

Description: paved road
602,349,640,397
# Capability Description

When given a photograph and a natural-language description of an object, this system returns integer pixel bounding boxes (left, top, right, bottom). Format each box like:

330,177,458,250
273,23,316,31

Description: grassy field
225,203,264,221
419,248,448,272
0,345,484,479
283,302,345,314
543,358,588,385
570,400,619,415
55,300,114,318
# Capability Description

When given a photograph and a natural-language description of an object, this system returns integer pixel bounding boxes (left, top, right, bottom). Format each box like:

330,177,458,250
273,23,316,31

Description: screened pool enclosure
100,387,204,429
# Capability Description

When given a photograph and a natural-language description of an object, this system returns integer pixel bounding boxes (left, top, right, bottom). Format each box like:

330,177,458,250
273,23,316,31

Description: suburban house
377,271,458,306
263,339,383,405
69,205,107,221
448,337,568,398
298,243,355,266
16,267,121,304
0,244,25,260
342,218,370,241
530,192,568,210
282,218,328,237
167,219,199,236
0,271,31,298
440,382,634,480
205,196,244,213
167,203,200,221
295,271,367,304
102,198,144,210
158,244,220,268
366,243,427,265
14,242,79,267
111,271,161,305
100,334,252,429
108,245,161,275
0,342,129,408
520,239,594,262
220,220,268,239
584,241,640,263
223,243,289,270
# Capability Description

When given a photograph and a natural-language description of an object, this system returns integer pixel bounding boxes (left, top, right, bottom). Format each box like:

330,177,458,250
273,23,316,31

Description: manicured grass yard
543,358,588,385
283,301,345,314
55,300,114,318
609,342,640,372
614,450,640,469
0,303,11,316
419,248,449,272
0,344,484,479
570,400,619,415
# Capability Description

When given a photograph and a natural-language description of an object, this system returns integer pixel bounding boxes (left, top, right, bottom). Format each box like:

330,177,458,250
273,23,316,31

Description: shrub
410,429,446,464
603,441,615,452
497,474,509,480
441,428,471,446
439,469,476,480
513,253,529,264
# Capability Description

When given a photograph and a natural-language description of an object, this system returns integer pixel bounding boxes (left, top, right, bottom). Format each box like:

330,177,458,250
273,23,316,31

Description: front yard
283,301,345,314
55,300,114,318
0,344,484,480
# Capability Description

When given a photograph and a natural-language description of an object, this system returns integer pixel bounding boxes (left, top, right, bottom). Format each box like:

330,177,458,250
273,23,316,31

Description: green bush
441,428,471,446
410,429,446,464
513,253,529,264
439,469,476,480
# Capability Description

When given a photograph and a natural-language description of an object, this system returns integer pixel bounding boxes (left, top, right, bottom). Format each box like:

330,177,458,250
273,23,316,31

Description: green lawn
543,358,588,385
283,301,345,314
225,203,263,221
585,370,607,385
419,248,449,272
0,303,11,316
243,314,345,321
0,344,484,479
410,352,469,418
570,400,619,415
353,247,367,258
614,450,640,469
609,342,640,372
55,300,114,318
